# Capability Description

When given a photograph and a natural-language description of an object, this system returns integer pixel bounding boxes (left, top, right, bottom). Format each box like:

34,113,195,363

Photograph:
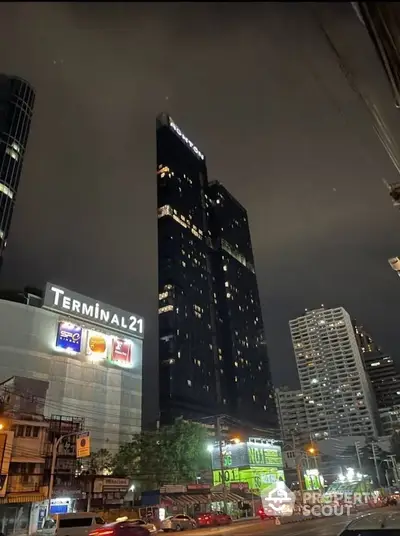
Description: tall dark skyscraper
157,113,276,429
0,75,35,266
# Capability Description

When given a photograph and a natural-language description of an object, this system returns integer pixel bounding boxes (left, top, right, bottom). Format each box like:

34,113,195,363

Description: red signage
111,339,132,366
187,484,211,491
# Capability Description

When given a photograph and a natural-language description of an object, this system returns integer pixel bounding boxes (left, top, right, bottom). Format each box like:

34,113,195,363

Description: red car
257,507,275,520
196,512,232,527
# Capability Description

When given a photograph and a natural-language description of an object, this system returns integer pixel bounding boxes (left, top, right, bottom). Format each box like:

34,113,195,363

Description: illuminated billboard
53,323,139,370
212,466,285,492
56,322,83,354
210,441,283,470
86,330,109,360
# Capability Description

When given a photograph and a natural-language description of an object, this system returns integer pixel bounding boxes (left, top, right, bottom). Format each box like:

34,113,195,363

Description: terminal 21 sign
43,283,144,339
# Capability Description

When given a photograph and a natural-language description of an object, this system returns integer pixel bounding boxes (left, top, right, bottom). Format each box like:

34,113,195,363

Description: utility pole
216,416,228,514
355,441,363,471
372,442,381,487
292,433,304,504
48,431,83,515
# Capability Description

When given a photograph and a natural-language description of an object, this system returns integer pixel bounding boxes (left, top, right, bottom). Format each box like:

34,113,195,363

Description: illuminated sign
169,119,205,161
44,283,144,338
86,330,109,360
213,466,285,492
210,441,283,470
110,338,133,368
56,322,82,353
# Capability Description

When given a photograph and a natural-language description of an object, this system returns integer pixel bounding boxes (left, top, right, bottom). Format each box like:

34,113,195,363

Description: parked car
195,512,232,527
115,518,157,534
338,511,400,535
38,513,106,536
90,522,150,536
160,515,197,532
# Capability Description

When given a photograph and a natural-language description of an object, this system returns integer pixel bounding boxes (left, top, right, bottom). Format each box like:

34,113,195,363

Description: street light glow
207,444,213,453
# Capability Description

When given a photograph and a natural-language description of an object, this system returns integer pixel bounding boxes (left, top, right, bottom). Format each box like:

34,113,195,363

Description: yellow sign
76,432,91,458
213,466,285,492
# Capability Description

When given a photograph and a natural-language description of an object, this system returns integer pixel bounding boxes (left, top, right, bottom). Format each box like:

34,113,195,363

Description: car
338,511,400,535
195,512,232,527
90,522,150,536
160,515,197,532
115,518,157,534
39,513,106,536
257,507,275,520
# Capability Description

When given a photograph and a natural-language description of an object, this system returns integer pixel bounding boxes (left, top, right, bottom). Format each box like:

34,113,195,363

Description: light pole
47,432,82,515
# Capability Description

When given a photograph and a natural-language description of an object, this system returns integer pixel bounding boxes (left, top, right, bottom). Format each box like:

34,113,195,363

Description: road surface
187,508,397,536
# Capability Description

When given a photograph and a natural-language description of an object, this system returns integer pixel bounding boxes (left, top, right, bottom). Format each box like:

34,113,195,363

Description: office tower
207,181,276,427
290,306,378,440
275,387,309,446
353,3,400,108
157,113,276,428
157,113,219,423
0,75,35,267
354,323,400,410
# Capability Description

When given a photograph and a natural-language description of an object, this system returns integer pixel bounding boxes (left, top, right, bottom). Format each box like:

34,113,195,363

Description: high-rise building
354,323,400,410
275,387,309,445
157,113,276,428
207,181,275,427
289,306,378,440
0,75,35,266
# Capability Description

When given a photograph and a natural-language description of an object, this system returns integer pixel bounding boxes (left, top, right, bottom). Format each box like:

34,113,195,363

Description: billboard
212,466,285,492
53,322,139,370
56,322,83,354
210,441,283,470
43,283,144,339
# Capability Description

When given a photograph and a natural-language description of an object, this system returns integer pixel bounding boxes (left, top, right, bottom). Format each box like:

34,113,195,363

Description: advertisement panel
212,466,285,492
53,321,138,370
86,330,109,360
110,338,133,367
210,441,282,470
56,322,83,354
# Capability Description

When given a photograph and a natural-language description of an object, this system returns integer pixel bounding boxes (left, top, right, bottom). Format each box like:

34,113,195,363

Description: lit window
158,305,174,314
0,230,4,239
187,380,192,387
0,183,13,200
234,362,238,367
225,281,229,287
252,395,256,402
223,265,227,271
11,142,20,153
5,147,18,161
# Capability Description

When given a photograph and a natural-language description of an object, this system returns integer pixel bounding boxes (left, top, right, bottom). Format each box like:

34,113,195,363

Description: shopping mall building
0,282,144,451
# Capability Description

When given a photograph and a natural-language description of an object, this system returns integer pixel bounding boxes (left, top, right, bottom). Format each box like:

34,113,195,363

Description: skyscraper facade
0,75,35,266
354,323,400,410
290,306,378,440
157,113,276,428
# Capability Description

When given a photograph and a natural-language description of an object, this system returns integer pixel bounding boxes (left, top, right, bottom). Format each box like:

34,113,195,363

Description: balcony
7,475,42,493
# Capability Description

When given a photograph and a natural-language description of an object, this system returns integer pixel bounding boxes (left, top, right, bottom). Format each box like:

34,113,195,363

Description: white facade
289,307,378,440
0,299,143,452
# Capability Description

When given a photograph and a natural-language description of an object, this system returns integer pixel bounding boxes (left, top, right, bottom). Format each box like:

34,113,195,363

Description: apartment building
289,307,378,440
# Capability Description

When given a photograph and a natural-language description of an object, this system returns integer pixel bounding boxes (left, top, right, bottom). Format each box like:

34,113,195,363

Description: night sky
1,2,400,424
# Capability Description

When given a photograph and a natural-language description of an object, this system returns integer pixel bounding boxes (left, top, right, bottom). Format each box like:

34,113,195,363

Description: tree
90,448,114,475
113,419,210,490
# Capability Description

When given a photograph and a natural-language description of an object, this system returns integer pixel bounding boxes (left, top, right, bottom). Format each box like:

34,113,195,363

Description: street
187,508,397,536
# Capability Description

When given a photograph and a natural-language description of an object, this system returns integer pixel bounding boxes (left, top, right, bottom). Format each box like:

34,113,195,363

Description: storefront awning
161,491,249,507
0,493,46,504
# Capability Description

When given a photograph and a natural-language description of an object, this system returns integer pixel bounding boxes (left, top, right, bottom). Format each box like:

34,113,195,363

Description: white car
160,515,196,532
338,511,400,535
116,519,157,534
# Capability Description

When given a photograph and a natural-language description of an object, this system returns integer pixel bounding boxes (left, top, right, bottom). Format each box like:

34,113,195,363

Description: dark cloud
1,2,400,420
